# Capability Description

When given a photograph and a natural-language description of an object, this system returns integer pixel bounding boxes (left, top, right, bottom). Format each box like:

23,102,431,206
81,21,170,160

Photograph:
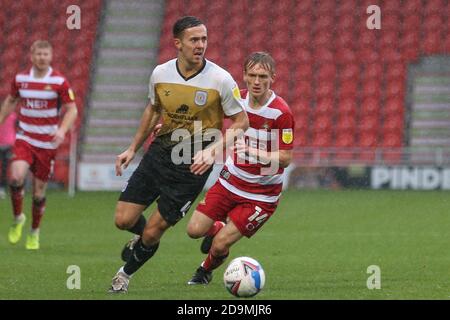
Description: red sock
206,221,225,237
202,250,229,272
32,197,46,230
10,185,24,218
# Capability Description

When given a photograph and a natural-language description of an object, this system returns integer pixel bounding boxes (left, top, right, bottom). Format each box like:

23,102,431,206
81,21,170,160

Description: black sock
128,215,146,235
123,239,159,275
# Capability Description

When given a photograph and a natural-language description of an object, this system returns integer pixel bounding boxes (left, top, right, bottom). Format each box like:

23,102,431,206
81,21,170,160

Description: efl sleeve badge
281,128,293,144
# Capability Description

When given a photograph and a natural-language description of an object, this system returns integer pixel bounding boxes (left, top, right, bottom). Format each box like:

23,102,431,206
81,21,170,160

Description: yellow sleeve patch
282,129,293,144
232,85,241,100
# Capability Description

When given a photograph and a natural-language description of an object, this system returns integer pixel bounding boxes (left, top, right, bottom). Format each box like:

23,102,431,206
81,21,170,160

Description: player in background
108,16,248,293
0,40,78,250
0,112,17,199
185,52,295,284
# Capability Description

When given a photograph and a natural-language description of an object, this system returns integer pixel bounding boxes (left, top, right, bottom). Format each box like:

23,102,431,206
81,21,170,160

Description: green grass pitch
0,189,449,300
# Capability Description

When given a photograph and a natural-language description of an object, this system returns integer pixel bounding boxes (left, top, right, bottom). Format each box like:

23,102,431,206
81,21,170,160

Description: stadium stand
157,0,450,166
81,0,165,164
3,0,449,187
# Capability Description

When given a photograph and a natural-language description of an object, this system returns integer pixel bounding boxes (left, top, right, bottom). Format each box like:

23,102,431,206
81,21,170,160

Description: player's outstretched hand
116,149,135,176
190,148,215,175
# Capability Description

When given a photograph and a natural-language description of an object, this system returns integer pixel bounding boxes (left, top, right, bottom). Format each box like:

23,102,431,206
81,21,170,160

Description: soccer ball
223,256,265,298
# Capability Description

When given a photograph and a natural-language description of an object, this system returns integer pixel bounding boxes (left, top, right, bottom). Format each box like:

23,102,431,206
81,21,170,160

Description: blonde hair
30,40,52,53
244,52,275,76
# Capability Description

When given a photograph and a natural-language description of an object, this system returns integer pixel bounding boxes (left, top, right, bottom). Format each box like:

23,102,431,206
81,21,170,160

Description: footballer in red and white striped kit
186,52,295,285
0,40,78,250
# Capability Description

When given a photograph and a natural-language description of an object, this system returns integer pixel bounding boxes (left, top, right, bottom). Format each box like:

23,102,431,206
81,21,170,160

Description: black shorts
119,141,212,225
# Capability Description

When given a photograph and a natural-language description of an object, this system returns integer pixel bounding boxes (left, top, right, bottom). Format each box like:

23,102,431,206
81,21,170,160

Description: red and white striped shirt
219,90,295,203
10,67,75,149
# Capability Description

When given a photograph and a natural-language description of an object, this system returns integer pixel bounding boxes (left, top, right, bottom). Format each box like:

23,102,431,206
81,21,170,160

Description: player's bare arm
115,101,162,176
52,102,78,147
234,138,293,168
190,110,249,175
0,95,20,124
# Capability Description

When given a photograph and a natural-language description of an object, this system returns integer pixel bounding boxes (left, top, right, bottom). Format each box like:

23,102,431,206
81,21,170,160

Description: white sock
118,266,131,278
14,213,25,223
30,228,40,235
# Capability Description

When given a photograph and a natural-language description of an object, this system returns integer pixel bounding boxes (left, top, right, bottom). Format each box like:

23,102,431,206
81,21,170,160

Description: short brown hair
173,16,204,39
30,40,52,53
244,52,275,75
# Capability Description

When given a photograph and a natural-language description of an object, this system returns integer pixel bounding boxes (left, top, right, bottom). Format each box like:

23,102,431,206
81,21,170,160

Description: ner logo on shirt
26,99,48,109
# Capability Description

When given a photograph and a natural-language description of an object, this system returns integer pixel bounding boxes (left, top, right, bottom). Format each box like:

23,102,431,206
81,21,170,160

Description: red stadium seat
385,63,407,82
423,14,444,33
315,1,336,15
381,48,402,63
337,98,357,117
339,81,358,100
294,0,313,15
313,48,334,63
294,15,313,32
336,115,357,134
335,132,356,161
314,98,334,116
382,132,403,147
294,81,313,100
424,0,445,15
337,0,357,15
315,82,335,100
291,49,312,64
358,131,378,148
335,48,357,65
293,130,308,147
336,14,355,31
293,63,313,81
380,31,399,50
385,81,405,99
363,63,383,80
313,15,334,32
335,32,354,49
273,82,289,99
381,0,401,13
312,132,332,147
312,114,333,134
357,48,380,64
311,32,334,49
402,0,422,16
359,114,379,132
442,36,450,54
295,114,310,134
401,47,420,62
382,115,404,134
291,98,311,115
361,80,382,100
382,14,401,31
316,64,337,81
335,132,355,147
421,34,442,55
358,30,377,49
338,64,360,81
383,98,404,117
360,97,381,117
